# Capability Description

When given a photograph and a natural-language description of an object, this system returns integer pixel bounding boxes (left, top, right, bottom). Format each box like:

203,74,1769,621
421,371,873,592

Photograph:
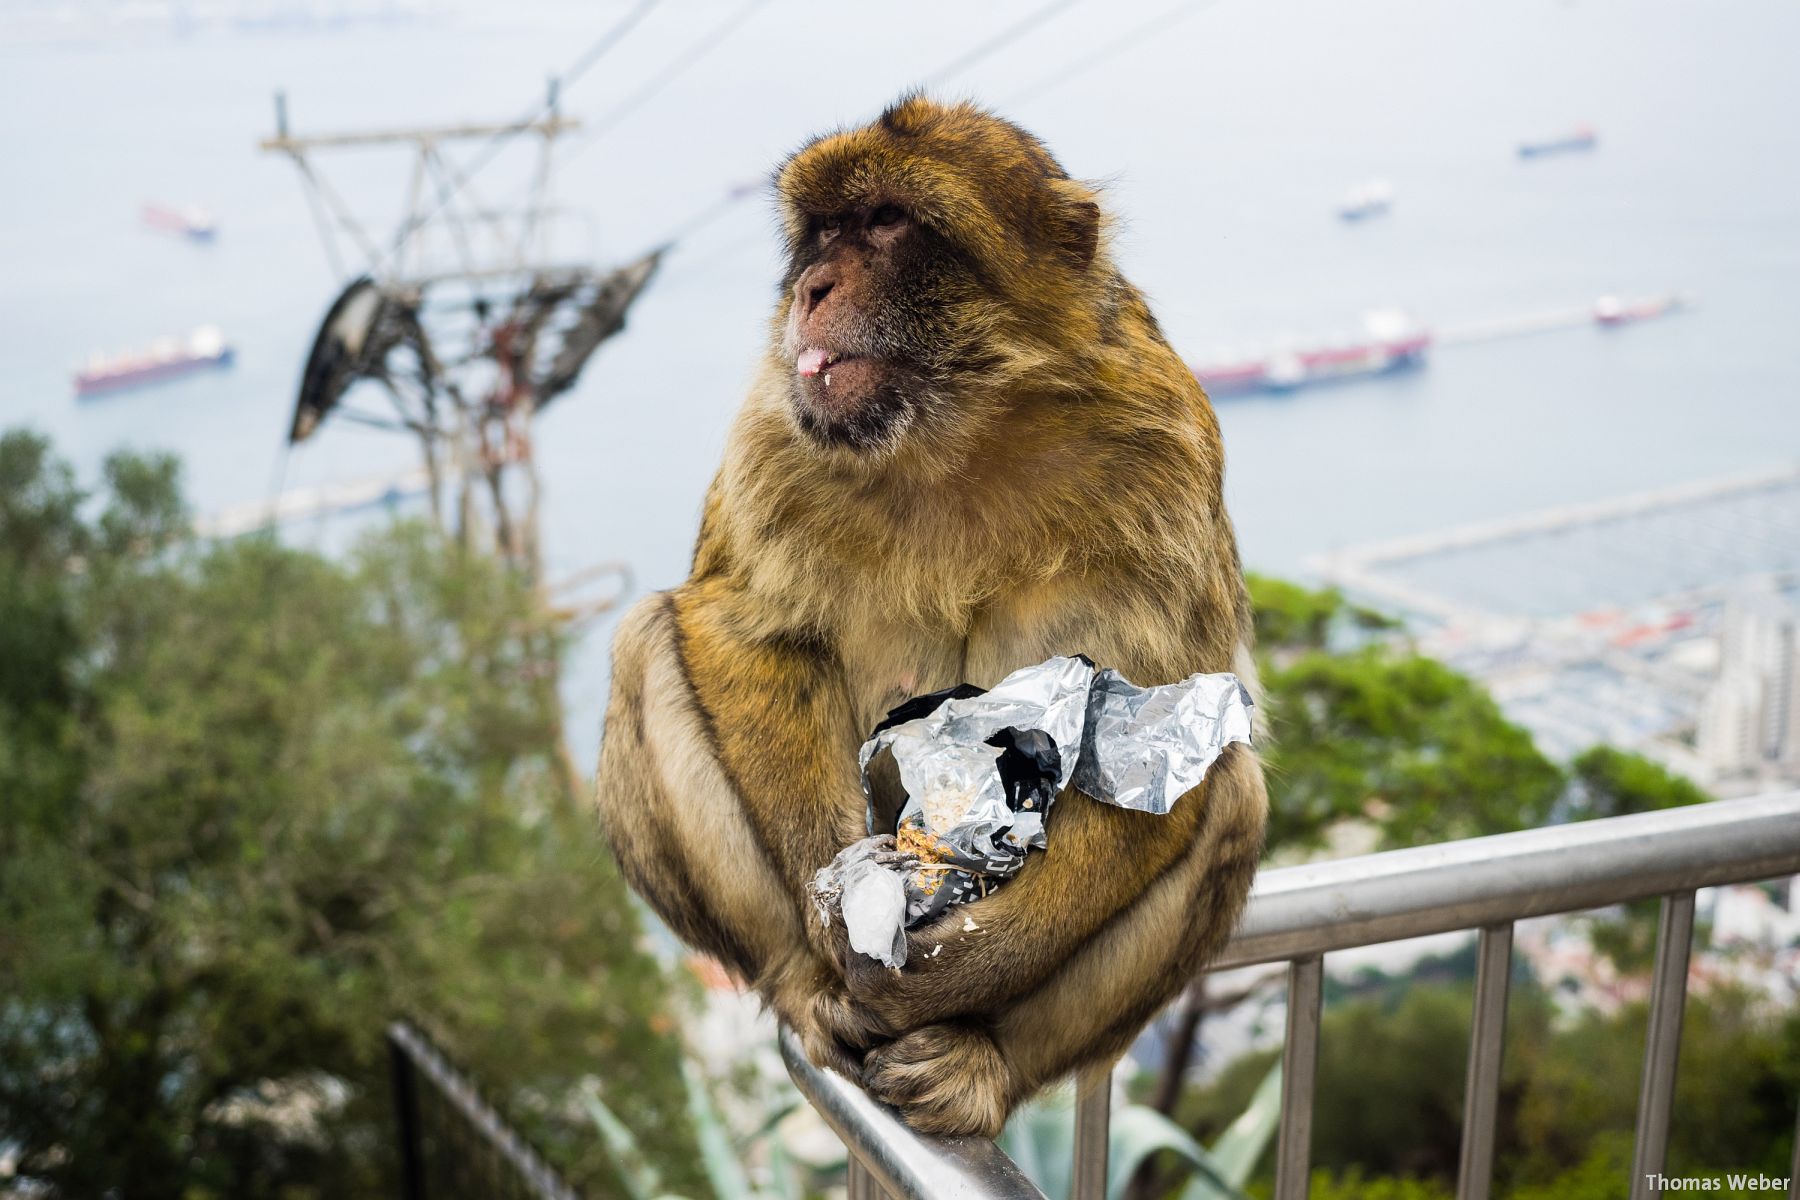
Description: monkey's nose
795,265,837,318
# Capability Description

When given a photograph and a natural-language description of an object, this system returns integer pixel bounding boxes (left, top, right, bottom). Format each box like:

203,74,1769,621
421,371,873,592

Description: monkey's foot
792,988,892,1080
862,1022,1009,1138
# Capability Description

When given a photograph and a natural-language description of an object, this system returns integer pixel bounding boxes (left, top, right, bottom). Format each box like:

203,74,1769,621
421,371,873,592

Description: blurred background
2,0,1797,1197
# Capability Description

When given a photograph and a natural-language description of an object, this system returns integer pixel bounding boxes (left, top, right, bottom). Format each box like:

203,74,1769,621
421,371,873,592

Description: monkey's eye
869,203,907,229
819,215,842,242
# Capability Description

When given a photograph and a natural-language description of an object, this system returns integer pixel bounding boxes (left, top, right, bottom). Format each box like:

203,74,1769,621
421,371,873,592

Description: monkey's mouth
796,347,849,377
790,345,911,449
795,347,889,413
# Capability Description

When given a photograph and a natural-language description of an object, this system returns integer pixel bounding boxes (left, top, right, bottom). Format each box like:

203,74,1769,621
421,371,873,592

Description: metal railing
782,790,1800,1200
388,1020,585,1200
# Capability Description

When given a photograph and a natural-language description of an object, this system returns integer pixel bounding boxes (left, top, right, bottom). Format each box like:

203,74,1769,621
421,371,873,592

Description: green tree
1244,573,1394,654
1182,982,1799,1199
0,431,704,1198
1182,983,1554,1186
1513,985,1800,1184
1257,647,1569,849
1566,744,1711,821
1245,576,1566,851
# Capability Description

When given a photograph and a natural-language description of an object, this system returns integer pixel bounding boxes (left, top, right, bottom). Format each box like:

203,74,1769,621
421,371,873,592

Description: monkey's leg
597,590,888,1067
859,746,1267,1136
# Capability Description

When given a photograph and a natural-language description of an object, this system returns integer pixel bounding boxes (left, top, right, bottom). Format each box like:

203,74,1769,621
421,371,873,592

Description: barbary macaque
596,95,1267,1137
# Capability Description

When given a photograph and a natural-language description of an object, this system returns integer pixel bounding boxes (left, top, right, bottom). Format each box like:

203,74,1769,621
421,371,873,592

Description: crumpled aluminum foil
1072,668,1256,815
808,655,1255,967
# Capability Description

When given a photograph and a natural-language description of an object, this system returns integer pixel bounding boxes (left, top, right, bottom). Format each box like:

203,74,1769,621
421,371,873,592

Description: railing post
1790,1104,1800,1200
776,1028,1047,1200
1071,1065,1112,1200
1629,891,1696,1200
388,1027,427,1200
1274,955,1324,1200
848,1155,885,1200
1456,923,1514,1200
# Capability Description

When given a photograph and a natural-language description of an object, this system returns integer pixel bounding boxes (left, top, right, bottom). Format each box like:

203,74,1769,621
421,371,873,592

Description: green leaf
682,1057,754,1200
1198,1060,1282,1192
1108,1104,1247,1200
581,1081,666,1200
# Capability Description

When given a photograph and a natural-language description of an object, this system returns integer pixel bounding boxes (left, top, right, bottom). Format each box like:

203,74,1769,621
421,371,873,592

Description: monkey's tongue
796,348,828,378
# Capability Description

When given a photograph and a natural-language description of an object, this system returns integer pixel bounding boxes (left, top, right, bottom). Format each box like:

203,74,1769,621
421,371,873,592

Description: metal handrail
781,791,1800,1200
1232,790,1800,1200
1214,789,1800,970
387,1020,585,1200
778,1027,1048,1200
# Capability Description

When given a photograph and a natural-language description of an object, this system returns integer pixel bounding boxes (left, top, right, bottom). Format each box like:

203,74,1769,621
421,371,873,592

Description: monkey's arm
596,589,888,1061
839,746,1266,1034
857,746,1268,1135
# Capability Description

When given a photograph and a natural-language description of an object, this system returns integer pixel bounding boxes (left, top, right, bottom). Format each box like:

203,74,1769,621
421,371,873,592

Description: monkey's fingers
809,988,894,1058
804,907,854,982
861,1022,1010,1139
793,1021,867,1081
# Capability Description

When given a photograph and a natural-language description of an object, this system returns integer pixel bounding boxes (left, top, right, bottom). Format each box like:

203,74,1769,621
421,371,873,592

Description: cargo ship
1337,178,1393,222
1517,124,1597,159
142,203,218,242
1594,291,1689,327
1194,310,1430,397
75,326,235,397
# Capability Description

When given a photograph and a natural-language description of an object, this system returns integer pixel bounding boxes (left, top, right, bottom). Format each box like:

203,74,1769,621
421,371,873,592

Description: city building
1698,586,1800,774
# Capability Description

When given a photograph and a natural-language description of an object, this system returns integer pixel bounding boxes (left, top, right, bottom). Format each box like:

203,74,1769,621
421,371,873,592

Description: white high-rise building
1698,587,1800,774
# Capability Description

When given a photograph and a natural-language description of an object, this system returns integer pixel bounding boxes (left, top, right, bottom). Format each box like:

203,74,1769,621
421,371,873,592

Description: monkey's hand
861,1021,1010,1138
838,761,1255,1033
765,953,895,1078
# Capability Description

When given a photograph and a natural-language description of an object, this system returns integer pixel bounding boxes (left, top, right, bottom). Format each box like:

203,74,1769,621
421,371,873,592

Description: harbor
1315,466,1800,785
5,0,1800,1195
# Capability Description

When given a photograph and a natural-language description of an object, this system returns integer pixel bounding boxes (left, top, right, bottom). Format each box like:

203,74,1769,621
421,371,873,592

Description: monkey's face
774,96,1107,456
778,200,973,452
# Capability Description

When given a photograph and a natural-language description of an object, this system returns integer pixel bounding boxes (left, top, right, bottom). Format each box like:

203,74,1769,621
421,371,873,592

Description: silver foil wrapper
809,655,1254,966
1071,668,1256,815
858,654,1094,861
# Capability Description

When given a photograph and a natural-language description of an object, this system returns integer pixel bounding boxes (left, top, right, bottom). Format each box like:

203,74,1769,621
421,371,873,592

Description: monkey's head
772,95,1113,456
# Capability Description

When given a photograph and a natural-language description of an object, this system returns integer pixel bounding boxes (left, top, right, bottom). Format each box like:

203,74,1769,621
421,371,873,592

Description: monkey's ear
1050,188,1101,270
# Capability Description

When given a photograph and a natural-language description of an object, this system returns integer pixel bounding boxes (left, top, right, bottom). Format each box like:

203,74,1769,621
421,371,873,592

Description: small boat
1593,291,1689,327
75,326,235,397
1337,178,1394,222
1194,309,1430,397
142,203,218,242
1517,124,1597,159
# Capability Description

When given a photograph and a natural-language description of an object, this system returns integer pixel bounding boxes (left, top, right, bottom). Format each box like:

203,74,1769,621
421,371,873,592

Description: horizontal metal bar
259,116,578,152
1214,792,1800,970
1273,956,1323,1200
1456,924,1514,1200
1629,892,1697,1200
778,1028,1048,1200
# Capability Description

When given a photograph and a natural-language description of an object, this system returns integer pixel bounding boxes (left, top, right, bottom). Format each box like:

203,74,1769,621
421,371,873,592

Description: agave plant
999,1062,1283,1200
583,1056,822,1200
586,1051,1281,1200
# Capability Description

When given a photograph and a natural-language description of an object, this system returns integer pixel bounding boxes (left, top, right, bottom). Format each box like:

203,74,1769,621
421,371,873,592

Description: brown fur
596,95,1267,1137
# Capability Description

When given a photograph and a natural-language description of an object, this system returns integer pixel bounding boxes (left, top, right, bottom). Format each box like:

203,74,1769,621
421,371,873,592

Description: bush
0,431,705,1198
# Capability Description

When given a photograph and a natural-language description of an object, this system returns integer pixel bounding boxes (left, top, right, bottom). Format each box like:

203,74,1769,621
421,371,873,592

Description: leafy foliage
1246,575,1566,850
1185,982,1800,1198
0,431,704,1199
1566,744,1712,821
1244,575,1715,852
